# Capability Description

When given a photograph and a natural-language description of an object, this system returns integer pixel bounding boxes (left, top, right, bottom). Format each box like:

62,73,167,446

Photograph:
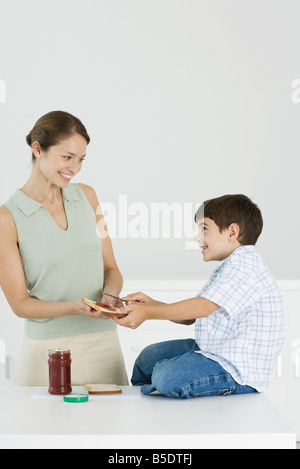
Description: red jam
95,301,117,312
48,349,72,395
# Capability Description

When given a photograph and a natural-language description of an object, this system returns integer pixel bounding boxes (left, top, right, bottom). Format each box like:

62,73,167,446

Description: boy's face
196,217,241,262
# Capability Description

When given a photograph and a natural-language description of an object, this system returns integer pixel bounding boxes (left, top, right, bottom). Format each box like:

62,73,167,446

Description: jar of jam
48,349,72,395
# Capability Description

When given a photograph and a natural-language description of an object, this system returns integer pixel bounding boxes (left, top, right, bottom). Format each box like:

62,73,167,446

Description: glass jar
48,349,72,395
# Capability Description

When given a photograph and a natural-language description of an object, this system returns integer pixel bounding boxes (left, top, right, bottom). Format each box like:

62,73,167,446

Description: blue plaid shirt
195,245,284,392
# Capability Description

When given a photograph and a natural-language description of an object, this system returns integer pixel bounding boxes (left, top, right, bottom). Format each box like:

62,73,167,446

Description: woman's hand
101,292,124,308
73,299,113,319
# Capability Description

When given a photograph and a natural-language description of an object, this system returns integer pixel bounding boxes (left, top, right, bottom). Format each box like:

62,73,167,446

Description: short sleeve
199,269,262,318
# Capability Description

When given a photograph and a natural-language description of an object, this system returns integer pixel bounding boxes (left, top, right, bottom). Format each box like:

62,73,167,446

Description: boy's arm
113,298,219,329
120,292,196,326
171,318,196,325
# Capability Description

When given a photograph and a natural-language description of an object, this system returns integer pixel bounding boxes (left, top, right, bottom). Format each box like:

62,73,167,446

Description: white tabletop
0,383,295,449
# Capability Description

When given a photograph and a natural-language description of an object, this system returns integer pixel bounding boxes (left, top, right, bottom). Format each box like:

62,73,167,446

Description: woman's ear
31,141,43,160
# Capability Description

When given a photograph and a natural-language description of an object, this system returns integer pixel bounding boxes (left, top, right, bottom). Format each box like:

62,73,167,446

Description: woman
0,110,128,386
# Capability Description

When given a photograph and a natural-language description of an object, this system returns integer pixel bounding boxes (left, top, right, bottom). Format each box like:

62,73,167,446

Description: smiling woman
26,110,90,164
0,111,128,386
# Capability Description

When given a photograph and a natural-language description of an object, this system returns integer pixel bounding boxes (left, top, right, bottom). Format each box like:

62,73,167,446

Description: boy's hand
121,291,164,307
113,303,149,329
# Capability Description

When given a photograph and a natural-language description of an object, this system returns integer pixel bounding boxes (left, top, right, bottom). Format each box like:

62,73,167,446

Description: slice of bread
84,384,122,395
82,298,127,317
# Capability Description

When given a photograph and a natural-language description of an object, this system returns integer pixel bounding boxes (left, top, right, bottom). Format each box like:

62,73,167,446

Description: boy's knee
135,343,159,367
151,360,177,396
132,343,162,386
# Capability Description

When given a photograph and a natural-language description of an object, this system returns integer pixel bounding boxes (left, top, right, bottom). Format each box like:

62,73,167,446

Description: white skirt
14,330,129,386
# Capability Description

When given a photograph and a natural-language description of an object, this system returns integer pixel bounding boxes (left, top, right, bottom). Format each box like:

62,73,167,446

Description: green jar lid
63,394,89,403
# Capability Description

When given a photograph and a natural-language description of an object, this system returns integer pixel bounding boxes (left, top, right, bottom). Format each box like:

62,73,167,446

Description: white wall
0,0,299,281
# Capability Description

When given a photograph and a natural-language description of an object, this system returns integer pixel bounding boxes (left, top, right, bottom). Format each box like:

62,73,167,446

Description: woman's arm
0,206,105,319
79,184,123,301
0,206,92,318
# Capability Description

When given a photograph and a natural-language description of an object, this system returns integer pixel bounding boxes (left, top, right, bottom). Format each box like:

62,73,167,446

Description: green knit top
4,183,116,339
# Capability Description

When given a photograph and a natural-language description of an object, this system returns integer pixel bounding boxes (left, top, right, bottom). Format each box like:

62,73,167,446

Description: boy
114,194,285,398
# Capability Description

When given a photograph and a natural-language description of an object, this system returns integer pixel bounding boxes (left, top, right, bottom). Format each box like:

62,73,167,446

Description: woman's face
36,133,87,187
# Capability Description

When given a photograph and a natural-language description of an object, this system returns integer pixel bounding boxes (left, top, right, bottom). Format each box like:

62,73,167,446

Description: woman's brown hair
195,194,263,246
26,110,90,162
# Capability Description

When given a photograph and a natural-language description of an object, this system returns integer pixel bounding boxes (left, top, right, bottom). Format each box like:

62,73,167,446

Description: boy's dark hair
194,194,263,246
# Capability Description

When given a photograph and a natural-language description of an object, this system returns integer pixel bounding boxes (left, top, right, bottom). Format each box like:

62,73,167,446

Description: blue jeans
131,339,257,399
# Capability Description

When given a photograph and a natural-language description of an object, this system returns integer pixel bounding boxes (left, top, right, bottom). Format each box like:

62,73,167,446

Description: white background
1,2,300,445
0,0,299,281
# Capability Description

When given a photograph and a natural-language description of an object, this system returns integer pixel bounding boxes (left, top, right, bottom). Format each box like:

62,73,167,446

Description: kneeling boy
114,194,284,398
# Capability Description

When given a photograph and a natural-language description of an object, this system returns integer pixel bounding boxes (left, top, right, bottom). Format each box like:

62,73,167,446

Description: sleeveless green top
4,183,116,339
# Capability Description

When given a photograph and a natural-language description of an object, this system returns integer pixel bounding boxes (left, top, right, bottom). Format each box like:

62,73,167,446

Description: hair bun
26,132,32,146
